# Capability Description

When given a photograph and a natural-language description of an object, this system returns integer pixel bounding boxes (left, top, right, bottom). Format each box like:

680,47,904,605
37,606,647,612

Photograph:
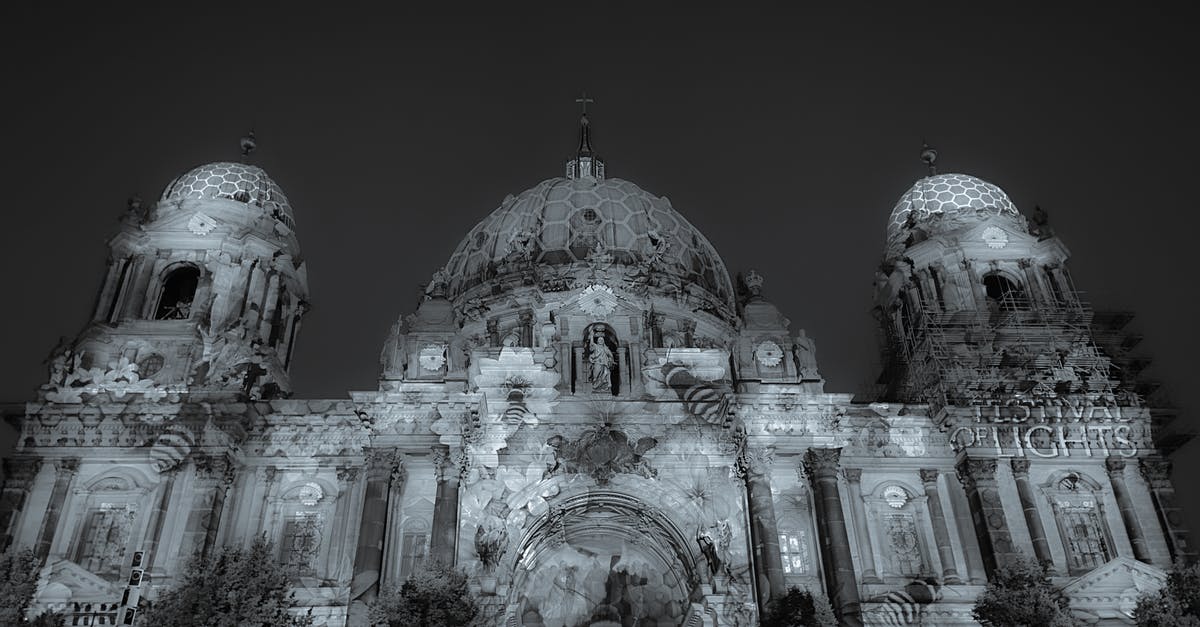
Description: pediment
1062,556,1166,596
37,557,122,602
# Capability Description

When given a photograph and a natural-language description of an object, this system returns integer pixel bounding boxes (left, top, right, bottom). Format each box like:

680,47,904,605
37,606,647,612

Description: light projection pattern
886,173,1025,255
161,162,293,222
443,177,734,305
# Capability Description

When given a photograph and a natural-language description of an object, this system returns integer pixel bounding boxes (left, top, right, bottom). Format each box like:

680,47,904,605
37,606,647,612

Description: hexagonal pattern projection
885,173,1025,256
160,162,293,224
444,177,735,306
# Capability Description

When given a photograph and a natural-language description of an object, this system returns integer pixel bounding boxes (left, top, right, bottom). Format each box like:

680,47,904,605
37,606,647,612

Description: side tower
1,154,308,618
873,148,1190,618
60,160,308,401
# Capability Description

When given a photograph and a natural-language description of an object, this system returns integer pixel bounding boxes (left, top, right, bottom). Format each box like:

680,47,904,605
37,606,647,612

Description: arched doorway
505,491,702,627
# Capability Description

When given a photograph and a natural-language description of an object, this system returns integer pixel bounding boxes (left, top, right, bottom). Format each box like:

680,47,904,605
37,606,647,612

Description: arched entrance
504,490,702,627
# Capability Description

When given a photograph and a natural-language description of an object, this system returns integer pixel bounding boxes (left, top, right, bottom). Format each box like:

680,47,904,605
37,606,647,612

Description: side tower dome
42,157,309,402
885,172,1027,259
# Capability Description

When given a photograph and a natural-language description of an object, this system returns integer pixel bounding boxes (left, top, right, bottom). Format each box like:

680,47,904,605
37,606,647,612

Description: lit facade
1,123,1191,626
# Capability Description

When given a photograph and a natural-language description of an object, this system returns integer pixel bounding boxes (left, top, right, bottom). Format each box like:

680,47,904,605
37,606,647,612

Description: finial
920,140,938,176
575,91,594,115
566,93,604,182
240,129,257,160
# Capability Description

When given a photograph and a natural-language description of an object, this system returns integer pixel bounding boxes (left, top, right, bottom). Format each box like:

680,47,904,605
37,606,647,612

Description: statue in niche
587,326,615,393
793,329,820,380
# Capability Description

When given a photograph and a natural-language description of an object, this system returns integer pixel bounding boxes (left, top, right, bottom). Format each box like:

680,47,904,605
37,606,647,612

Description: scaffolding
881,288,1145,415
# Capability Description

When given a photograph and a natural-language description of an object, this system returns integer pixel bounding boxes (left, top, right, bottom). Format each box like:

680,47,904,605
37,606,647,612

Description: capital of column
366,449,403,482
843,467,862,483
54,457,80,476
2,457,42,486
919,468,942,486
1105,458,1126,475
337,465,361,484
1009,459,1031,477
803,447,842,480
431,446,451,483
193,453,235,484
1139,458,1173,489
955,457,998,488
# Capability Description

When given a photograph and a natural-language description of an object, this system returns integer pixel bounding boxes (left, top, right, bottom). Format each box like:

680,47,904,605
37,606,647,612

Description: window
281,512,324,576
1048,473,1113,575
399,532,428,579
882,513,924,577
154,266,200,320
73,503,137,581
778,530,810,575
982,273,1023,307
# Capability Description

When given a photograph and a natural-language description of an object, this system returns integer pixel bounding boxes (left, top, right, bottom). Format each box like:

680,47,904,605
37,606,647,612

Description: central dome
444,177,735,307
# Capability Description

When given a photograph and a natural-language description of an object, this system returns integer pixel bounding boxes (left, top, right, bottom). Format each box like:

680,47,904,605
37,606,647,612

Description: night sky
2,5,1197,529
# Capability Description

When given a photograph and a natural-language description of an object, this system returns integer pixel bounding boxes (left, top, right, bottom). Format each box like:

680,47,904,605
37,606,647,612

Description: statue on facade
507,226,538,262
425,267,449,299
793,329,820,380
587,327,614,393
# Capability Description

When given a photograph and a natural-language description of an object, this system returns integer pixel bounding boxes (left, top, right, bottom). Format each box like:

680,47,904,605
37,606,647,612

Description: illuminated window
778,529,810,575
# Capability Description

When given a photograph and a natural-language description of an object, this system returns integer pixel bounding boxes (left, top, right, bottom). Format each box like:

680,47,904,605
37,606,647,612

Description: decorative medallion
297,482,324,507
883,485,909,509
419,344,447,372
981,226,1009,249
754,340,784,367
578,284,618,317
187,212,219,236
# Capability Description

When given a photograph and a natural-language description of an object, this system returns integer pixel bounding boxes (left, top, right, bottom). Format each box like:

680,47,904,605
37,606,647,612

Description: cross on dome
567,93,604,181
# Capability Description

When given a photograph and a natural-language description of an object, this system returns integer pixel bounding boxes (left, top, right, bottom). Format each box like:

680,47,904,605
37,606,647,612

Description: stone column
1106,458,1152,563
955,457,1017,576
1019,259,1042,306
804,448,861,627
143,469,180,574
0,457,42,551
742,447,785,607
429,447,460,566
34,458,79,560
352,450,403,604
919,469,962,583
1009,460,1054,569
1139,457,1195,562
181,454,233,559
842,468,879,583
201,460,235,559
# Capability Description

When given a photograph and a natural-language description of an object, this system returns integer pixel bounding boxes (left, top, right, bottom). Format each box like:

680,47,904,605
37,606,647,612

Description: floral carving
546,426,657,485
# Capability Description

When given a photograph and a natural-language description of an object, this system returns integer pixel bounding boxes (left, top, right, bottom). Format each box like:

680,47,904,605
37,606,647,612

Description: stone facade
1,128,1188,626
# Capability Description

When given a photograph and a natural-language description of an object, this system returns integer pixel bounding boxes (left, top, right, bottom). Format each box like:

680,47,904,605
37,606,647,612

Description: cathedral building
0,117,1191,626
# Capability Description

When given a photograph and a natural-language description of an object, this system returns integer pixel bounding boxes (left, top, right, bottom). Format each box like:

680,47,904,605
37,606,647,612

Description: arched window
982,272,1023,306
1045,472,1113,575
865,482,934,580
271,481,335,579
68,470,154,583
154,266,200,320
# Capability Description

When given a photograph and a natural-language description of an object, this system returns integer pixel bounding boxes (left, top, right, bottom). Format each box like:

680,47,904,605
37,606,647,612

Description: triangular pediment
1061,556,1166,596
37,557,123,603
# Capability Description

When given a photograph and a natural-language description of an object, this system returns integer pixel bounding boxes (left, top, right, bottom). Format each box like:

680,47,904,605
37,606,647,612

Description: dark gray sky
2,5,1197,526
